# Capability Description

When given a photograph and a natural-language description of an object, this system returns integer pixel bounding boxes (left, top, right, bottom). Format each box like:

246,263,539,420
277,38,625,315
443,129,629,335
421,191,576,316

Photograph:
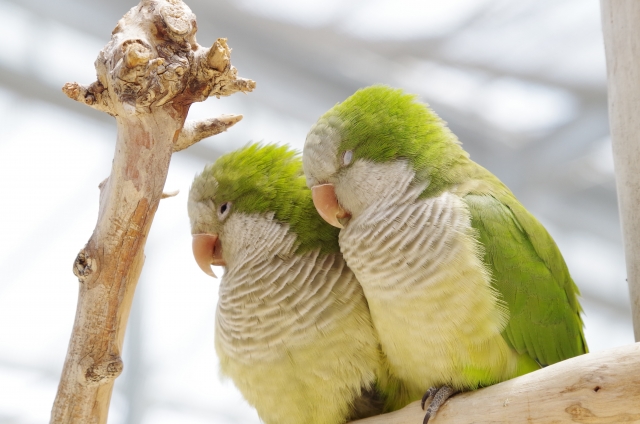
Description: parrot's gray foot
421,386,456,424
420,387,438,410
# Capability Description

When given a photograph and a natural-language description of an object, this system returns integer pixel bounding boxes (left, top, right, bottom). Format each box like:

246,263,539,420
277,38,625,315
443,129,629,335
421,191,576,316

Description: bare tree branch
161,189,180,198
50,1,254,423
173,114,243,152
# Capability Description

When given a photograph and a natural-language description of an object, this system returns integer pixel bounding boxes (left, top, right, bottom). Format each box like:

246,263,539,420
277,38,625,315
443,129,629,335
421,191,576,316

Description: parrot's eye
218,202,231,220
342,150,353,166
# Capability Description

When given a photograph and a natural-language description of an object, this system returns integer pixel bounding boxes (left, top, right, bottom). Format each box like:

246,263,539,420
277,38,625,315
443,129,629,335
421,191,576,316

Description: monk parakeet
187,143,391,424
302,86,588,423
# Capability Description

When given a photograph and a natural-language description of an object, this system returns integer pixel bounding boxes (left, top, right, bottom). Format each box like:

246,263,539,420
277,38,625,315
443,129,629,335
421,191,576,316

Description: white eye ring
218,202,231,220
342,150,353,166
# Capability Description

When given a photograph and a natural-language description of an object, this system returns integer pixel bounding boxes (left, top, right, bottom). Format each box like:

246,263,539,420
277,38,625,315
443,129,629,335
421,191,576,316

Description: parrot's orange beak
311,184,351,229
192,233,226,278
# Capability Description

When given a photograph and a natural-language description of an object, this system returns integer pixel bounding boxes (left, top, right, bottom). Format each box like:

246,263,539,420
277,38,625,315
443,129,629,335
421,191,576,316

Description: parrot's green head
302,85,468,228
188,143,340,277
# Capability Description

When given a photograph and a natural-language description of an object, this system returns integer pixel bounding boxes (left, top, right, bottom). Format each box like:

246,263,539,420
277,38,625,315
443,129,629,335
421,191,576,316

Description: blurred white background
0,0,632,422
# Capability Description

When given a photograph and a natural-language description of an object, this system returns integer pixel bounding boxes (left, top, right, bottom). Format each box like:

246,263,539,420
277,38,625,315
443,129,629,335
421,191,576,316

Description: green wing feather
464,192,588,366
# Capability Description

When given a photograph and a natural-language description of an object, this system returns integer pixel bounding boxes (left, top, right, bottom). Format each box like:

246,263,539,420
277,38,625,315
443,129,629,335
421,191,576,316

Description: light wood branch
51,1,255,423
161,189,180,198
173,114,243,152
352,343,640,423
601,0,640,342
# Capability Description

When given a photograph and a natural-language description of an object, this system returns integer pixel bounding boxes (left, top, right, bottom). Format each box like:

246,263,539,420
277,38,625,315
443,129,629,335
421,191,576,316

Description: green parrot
302,85,588,422
188,143,391,424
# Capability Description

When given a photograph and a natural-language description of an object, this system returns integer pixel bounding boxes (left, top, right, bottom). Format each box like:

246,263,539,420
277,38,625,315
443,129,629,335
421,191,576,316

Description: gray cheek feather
335,160,418,217
187,198,219,235
221,212,295,268
188,175,222,234
302,119,342,185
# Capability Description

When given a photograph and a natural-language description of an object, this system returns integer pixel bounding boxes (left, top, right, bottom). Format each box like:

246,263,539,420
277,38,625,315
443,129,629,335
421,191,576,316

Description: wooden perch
51,1,255,423
352,343,640,423
601,0,640,342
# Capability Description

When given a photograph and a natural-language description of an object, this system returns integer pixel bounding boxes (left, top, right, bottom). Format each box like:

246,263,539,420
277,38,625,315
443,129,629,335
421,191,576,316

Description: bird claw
421,386,456,424
421,387,438,410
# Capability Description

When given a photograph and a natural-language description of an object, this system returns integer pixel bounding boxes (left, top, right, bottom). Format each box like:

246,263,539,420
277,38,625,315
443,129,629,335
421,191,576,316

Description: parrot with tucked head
302,85,588,423
188,143,396,424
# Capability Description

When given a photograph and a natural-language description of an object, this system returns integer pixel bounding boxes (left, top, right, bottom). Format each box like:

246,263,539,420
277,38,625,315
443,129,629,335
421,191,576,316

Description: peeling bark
51,1,254,423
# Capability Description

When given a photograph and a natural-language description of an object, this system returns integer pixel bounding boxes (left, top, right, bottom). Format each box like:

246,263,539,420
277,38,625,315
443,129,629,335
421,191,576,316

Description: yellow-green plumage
302,86,587,409
466,189,587,365
188,144,389,423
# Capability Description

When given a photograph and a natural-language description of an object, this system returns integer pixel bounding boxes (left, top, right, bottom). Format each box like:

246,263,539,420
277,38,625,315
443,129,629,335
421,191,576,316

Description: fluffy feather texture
188,143,389,423
303,85,587,401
